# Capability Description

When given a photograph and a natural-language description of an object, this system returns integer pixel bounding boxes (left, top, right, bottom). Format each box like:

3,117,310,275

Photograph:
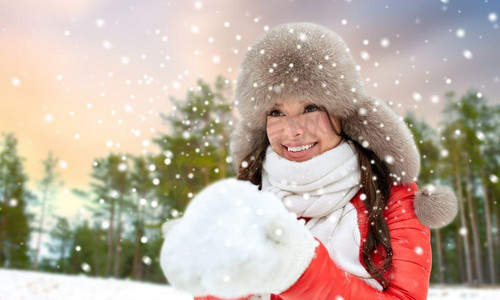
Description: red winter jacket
195,182,431,300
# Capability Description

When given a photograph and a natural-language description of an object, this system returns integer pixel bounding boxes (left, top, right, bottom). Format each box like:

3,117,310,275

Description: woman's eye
268,110,283,117
305,105,320,113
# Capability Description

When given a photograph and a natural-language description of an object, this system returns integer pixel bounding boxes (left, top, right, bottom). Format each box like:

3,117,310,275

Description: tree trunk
132,200,143,280
202,167,210,186
479,167,496,284
434,229,444,284
219,113,227,179
113,195,124,277
491,189,500,284
33,187,48,269
92,226,101,276
454,161,473,283
0,188,10,266
105,197,115,277
456,228,465,283
59,237,65,263
0,204,6,266
464,165,483,284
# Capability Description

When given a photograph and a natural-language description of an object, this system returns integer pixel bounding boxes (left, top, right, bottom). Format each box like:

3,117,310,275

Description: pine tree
67,220,106,276
152,76,237,217
33,151,63,269
128,155,156,280
0,133,33,268
47,216,72,272
405,112,446,283
87,153,132,277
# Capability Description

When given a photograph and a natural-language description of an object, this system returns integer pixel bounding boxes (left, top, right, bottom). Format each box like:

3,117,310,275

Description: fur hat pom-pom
414,185,458,228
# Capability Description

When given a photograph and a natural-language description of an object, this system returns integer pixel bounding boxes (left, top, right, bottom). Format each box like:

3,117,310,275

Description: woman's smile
282,142,319,160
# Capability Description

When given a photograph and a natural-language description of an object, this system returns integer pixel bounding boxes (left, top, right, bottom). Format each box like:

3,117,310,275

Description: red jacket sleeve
278,182,432,300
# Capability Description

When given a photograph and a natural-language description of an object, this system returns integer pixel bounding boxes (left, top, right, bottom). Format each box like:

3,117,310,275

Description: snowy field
1,269,499,300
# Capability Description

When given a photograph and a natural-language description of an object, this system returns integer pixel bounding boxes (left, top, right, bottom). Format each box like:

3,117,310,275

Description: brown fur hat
229,22,457,228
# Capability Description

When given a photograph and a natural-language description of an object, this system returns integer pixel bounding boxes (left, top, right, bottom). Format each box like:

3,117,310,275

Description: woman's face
266,98,342,162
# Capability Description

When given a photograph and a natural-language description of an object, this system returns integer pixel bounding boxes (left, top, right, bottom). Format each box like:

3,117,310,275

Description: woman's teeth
287,143,316,152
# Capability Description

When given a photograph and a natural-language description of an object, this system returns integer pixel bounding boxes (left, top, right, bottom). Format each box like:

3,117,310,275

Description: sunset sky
1,0,499,240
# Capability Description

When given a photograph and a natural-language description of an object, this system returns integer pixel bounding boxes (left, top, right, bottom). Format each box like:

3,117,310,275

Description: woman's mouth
282,142,318,159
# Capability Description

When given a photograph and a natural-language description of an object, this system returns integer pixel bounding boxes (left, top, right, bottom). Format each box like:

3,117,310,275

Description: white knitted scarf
261,141,383,292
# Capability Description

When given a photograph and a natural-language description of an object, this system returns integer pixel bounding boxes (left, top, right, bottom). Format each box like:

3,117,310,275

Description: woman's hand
159,178,316,299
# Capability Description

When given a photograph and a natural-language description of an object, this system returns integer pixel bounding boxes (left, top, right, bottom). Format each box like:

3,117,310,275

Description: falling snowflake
360,51,370,61
9,198,18,207
430,95,440,104
142,256,152,265
488,12,497,22
11,77,20,87
462,49,473,60
102,40,112,50
190,25,200,34
456,28,466,38
60,161,68,169
476,131,485,141
412,92,422,102
101,221,109,229
95,18,105,28
194,1,203,9
380,38,390,48
121,56,130,65
81,263,91,272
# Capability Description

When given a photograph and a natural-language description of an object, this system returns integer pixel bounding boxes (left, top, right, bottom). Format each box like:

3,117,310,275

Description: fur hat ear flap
413,185,458,228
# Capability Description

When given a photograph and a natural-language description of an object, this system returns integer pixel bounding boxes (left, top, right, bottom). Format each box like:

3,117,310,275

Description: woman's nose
286,115,306,137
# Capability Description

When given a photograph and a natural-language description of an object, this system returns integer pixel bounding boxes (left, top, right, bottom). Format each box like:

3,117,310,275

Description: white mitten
160,178,316,298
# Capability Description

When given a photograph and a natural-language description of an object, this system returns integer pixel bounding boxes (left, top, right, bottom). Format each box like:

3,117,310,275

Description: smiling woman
159,22,458,300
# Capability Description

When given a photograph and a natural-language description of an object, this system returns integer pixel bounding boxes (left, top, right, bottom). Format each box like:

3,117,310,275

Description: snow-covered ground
0,269,192,300
1,269,499,300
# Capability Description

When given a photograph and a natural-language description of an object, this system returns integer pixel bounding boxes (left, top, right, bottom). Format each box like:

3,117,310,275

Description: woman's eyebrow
271,102,315,109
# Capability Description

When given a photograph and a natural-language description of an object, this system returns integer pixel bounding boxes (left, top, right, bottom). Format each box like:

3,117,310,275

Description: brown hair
236,108,393,290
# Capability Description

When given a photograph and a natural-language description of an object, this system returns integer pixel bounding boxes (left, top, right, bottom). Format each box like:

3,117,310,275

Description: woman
160,22,458,300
